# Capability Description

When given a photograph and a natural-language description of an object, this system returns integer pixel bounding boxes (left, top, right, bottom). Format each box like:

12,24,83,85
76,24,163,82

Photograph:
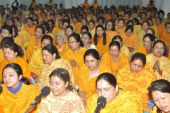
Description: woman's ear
19,75,22,80
53,53,56,59
65,81,69,88
115,85,119,93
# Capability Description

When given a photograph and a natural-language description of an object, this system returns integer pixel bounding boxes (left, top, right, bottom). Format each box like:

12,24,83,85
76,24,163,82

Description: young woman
29,35,53,77
82,32,96,50
86,73,142,113
101,41,128,75
0,42,30,82
76,49,111,100
37,45,75,89
121,25,138,52
137,33,155,55
93,25,111,56
149,79,170,113
62,33,86,68
38,68,84,113
26,25,45,61
0,63,39,113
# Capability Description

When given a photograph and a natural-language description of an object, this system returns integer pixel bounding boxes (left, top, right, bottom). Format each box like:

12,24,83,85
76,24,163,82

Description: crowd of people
0,0,170,113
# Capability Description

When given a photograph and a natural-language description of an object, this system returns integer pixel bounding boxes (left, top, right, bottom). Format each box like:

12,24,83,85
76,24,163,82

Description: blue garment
8,81,22,94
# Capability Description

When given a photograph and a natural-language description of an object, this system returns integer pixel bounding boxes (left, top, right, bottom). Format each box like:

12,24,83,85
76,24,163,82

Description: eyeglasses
96,87,113,92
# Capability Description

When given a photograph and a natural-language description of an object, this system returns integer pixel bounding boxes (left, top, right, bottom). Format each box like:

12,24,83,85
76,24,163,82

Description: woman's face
65,28,73,37
3,48,16,60
82,34,91,45
42,50,55,65
106,21,113,31
144,37,152,49
1,29,11,38
96,27,104,37
56,36,65,46
118,20,125,28
50,75,68,96
68,36,80,51
3,67,22,88
142,22,149,31
153,42,164,57
35,27,43,38
152,90,170,113
41,39,51,48
88,22,95,30
109,45,119,58
96,79,118,103
130,59,144,73
125,29,132,37
85,55,99,71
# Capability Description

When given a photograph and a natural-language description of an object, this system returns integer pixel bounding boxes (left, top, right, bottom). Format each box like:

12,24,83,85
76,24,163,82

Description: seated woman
0,42,31,82
29,35,53,77
116,53,156,112
38,68,85,113
146,40,170,81
76,49,111,100
82,32,96,50
62,33,86,68
100,41,128,75
121,25,138,52
86,72,143,113
149,79,170,113
136,33,155,55
0,63,40,113
55,33,69,56
37,45,75,89
112,35,130,58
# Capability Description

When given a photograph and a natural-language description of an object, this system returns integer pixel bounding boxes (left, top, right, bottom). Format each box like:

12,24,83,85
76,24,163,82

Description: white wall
0,0,169,16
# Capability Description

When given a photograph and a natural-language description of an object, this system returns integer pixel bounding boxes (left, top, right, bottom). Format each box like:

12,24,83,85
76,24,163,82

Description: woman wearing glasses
86,72,142,113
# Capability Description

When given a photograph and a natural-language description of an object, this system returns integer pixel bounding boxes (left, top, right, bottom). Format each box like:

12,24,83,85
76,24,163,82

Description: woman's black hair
65,25,74,31
125,25,134,33
94,25,107,45
42,45,60,59
148,79,170,113
109,41,121,50
49,68,72,90
12,25,18,37
112,35,123,42
3,43,24,57
81,25,89,33
2,63,30,85
143,33,155,42
0,25,13,35
35,25,45,35
69,32,83,47
105,19,115,31
3,63,23,77
0,37,14,48
82,32,92,40
96,72,117,88
131,52,146,66
41,35,53,45
84,49,100,62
